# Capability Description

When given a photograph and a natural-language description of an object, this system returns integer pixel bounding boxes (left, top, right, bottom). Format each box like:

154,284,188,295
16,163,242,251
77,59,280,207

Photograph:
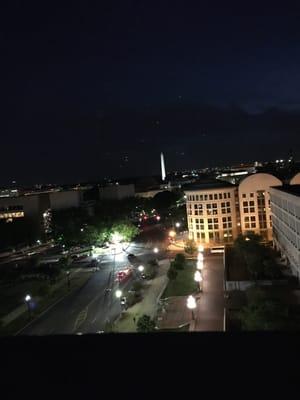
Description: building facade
185,182,240,245
99,184,135,200
238,173,282,241
270,185,300,279
185,173,284,246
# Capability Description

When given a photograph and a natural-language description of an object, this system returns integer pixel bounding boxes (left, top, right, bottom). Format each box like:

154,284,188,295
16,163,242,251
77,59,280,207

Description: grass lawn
162,260,198,298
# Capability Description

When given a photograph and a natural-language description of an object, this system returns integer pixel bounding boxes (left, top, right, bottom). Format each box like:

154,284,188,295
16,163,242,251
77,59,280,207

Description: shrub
136,315,156,332
184,239,197,255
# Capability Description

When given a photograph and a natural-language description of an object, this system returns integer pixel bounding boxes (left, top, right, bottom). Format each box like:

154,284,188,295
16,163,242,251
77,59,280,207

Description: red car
116,268,132,283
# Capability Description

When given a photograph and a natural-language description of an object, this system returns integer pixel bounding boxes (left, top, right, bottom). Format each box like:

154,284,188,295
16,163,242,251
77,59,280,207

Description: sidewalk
157,255,225,331
113,259,170,332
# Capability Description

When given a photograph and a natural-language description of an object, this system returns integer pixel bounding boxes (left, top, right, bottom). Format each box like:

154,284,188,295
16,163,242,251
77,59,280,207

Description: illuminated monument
160,152,166,181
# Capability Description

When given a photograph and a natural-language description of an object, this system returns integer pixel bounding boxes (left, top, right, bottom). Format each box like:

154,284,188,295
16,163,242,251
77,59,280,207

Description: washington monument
160,152,166,181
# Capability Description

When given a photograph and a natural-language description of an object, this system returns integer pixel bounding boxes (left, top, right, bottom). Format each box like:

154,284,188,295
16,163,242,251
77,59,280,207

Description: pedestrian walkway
157,254,225,331
193,255,225,331
113,259,170,332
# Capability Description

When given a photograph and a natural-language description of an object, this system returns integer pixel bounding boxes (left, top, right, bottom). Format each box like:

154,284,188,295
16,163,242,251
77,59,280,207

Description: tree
136,314,156,332
152,191,178,212
110,221,139,242
239,287,287,330
184,239,197,255
167,267,178,281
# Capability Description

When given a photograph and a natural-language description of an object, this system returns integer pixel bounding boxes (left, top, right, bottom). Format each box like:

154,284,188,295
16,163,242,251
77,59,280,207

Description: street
18,241,168,335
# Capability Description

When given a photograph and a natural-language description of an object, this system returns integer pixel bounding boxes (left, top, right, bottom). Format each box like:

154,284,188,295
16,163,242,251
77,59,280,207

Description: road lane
19,244,166,335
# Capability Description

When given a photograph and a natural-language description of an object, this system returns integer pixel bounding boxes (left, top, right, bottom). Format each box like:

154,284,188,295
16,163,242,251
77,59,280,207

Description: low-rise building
99,183,135,200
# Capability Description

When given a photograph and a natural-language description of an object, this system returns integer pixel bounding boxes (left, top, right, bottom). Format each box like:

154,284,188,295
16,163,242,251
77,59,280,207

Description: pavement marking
74,308,88,332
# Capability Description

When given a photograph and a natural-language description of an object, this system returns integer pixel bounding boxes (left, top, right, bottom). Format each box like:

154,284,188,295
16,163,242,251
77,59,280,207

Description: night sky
2,1,300,185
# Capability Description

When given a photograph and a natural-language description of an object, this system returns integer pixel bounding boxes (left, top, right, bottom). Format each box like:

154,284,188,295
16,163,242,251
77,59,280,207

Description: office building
270,185,300,279
185,172,283,246
185,182,239,245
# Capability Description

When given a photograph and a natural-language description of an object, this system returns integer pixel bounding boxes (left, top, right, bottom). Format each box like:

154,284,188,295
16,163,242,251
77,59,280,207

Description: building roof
271,185,300,197
184,180,236,191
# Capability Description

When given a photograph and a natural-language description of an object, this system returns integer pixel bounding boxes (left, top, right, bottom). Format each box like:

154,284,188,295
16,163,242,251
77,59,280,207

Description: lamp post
25,294,32,319
194,270,203,292
186,295,197,320
66,271,70,289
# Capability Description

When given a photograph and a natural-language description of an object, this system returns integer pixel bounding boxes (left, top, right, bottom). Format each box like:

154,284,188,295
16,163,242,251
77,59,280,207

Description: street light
115,289,122,298
138,265,144,272
169,230,176,238
197,252,204,261
198,245,204,253
66,271,70,289
25,294,32,318
196,260,203,270
175,222,181,228
153,247,159,254
186,295,197,320
194,270,203,292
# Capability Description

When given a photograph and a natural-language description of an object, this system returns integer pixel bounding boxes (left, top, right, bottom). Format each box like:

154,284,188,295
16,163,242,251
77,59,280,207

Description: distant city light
175,222,181,228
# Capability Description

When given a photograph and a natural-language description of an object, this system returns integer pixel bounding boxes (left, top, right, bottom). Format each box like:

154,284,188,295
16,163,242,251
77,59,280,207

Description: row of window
187,192,232,201
194,231,233,240
0,211,24,219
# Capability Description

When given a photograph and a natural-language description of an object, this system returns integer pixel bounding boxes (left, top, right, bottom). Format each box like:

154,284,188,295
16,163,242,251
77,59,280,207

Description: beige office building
185,172,284,246
238,173,282,241
185,182,240,245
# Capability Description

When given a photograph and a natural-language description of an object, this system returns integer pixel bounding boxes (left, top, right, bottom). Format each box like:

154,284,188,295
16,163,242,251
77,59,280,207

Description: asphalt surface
19,242,167,335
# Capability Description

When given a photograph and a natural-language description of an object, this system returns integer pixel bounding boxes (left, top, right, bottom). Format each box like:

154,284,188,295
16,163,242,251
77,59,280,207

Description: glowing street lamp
115,289,122,298
175,222,181,228
111,232,123,245
197,252,204,261
198,245,204,253
196,260,203,270
169,230,176,238
194,270,203,292
25,294,32,318
138,265,144,272
153,247,159,254
186,295,197,320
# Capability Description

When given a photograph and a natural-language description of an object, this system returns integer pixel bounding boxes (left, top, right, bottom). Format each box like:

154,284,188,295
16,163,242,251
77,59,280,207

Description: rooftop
184,180,236,191
271,185,300,198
